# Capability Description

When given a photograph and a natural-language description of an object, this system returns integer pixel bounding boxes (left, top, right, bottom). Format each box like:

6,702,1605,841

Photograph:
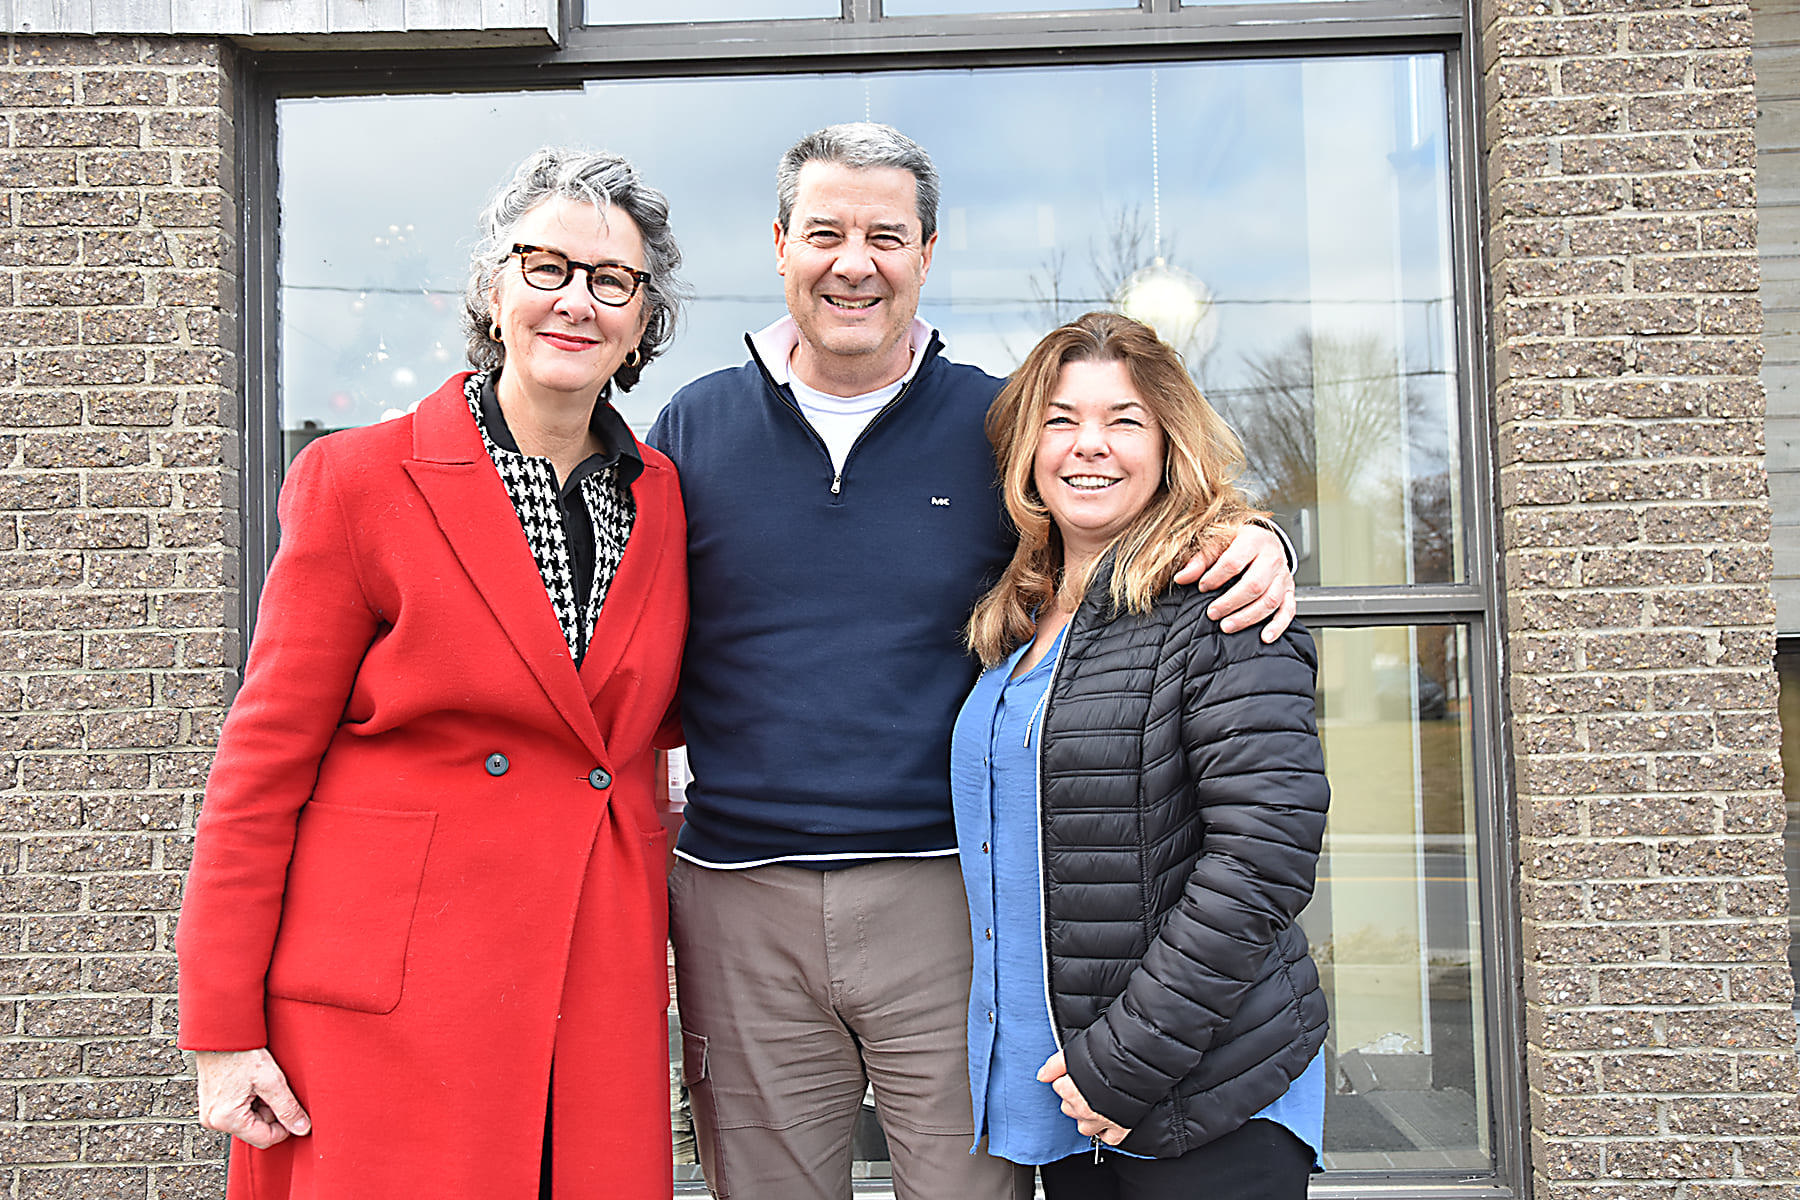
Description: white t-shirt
749,315,935,476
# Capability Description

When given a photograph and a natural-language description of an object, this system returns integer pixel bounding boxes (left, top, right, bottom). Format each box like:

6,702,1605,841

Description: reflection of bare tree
1218,331,1398,507
1215,330,1454,588
1020,206,1175,347
1027,246,1078,330
1092,204,1170,299
1015,238,1460,591
1408,469,1455,589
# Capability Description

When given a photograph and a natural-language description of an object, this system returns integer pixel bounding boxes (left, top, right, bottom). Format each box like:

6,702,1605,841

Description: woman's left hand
195,1048,312,1148
1039,1051,1133,1146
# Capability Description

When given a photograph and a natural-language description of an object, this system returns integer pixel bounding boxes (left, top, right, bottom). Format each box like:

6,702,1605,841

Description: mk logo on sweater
931,496,951,506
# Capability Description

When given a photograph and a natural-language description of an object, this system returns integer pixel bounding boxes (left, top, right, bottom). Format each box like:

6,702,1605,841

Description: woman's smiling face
488,196,650,405
1033,358,1167,566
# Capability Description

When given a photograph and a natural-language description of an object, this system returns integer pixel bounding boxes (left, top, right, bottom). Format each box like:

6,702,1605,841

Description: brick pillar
1481,0,1800,1195
1,34,237,1197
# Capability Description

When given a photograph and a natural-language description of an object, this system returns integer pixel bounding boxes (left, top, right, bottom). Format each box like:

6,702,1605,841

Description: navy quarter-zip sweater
648,334,1014,866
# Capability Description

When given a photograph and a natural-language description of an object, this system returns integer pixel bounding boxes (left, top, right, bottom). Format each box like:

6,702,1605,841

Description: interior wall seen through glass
1305,623,1489,1171
277,56,1463,590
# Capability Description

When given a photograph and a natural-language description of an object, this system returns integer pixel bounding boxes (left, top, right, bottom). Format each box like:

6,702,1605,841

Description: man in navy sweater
649,123,1295,1200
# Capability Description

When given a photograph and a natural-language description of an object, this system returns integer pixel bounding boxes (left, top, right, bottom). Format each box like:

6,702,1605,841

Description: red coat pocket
265,802,437,1013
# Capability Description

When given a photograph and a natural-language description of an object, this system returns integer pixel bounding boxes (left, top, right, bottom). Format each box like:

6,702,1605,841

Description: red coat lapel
400,375,608,759
578,445,671,707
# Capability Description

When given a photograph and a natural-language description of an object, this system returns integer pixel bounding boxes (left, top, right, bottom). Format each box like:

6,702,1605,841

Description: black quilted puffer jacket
1042,568,1330,1158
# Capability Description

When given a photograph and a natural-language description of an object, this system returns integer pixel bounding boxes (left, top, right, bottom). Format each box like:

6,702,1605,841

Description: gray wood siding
1758,2,1800,629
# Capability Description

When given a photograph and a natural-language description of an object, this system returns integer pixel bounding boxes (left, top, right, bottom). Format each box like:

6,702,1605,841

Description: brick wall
0,34,238,1197
1481,0,1800,1194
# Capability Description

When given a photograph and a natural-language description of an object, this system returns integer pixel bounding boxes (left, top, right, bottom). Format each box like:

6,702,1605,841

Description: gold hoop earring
489,323,503,342
623,348,643,369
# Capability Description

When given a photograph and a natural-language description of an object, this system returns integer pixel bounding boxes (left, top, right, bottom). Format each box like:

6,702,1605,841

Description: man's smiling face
774,161,937,395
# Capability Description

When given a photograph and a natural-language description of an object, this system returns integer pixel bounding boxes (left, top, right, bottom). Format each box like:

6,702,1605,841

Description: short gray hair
462,147,684,393
776,123,940,243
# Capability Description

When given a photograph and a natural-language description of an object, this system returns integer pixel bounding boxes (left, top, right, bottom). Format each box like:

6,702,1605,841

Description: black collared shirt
466,371,640,665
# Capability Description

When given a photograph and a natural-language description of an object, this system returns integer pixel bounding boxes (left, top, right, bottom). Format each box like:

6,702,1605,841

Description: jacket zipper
1032,614,1107,1165
1033,621,1074,1037
827,375,915,497
745,331,934,499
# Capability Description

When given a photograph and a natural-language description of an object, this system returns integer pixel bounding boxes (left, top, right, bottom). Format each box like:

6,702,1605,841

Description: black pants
538,1065,554,1200
1040,1118,1314,1200
538,1101,552,1200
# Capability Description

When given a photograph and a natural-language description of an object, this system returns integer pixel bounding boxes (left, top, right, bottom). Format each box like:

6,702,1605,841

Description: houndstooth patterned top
464,371,637,666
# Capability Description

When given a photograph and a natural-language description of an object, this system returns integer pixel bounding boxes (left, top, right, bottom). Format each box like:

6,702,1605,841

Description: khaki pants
670,856,1034,1200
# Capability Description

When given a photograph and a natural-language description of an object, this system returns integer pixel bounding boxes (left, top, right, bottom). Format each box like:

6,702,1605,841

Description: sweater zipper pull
1093,1135,1104,1165
831,474,842,495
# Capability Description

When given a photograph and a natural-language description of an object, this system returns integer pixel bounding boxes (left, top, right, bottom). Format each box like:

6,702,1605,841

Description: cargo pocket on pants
682,1028,728,1196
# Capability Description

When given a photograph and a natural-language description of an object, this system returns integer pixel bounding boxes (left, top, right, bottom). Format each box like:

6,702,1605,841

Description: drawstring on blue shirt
1025,678,1051,749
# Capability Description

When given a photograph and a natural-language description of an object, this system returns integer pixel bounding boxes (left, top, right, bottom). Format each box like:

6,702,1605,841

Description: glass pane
278,60,1472,1176
278,55,1461,588
1304,624,1489,1170
584,0,839,24
1181,0,1362,6
884,0,1137,13
1777,650,1800,999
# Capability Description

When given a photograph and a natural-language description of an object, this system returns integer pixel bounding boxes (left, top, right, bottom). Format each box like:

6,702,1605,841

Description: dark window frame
232,5,1520,1194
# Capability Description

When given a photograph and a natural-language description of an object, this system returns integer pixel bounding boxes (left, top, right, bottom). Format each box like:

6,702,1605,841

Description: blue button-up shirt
951,627,1324,1167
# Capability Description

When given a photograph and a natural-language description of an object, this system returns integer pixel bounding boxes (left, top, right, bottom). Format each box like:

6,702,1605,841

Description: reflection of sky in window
582,0,1145,19
278,54,1453,459
883,0,1136,12
583,0,838,24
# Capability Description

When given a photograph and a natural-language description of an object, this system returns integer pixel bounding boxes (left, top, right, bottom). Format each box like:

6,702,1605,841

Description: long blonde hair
966,311,1261,667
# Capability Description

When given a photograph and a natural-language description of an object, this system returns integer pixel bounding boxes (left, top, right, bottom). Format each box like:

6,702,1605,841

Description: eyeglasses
510,244,651,307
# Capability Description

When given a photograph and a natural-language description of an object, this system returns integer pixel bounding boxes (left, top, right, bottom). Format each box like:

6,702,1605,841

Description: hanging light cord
1150,68,1162,263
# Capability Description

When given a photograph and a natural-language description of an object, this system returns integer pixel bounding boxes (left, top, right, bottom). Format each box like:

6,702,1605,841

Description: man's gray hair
776,122,941,243
462,147,685,393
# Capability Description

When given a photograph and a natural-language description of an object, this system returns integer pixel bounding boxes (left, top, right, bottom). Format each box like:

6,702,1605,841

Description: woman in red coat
176,148,689,1199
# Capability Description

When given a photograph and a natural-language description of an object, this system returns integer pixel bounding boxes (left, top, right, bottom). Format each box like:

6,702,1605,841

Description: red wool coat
176,374,688,1200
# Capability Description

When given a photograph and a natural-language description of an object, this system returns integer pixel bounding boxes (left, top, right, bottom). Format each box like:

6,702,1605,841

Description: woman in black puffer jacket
951,311,1330,1200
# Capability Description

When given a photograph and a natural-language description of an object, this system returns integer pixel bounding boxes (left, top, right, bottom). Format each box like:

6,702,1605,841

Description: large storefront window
264,13,1504,1193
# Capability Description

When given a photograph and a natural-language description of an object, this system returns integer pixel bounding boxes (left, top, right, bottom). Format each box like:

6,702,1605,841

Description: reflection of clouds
886,0,1133,12
279,54,1455,444
585,0,834,23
